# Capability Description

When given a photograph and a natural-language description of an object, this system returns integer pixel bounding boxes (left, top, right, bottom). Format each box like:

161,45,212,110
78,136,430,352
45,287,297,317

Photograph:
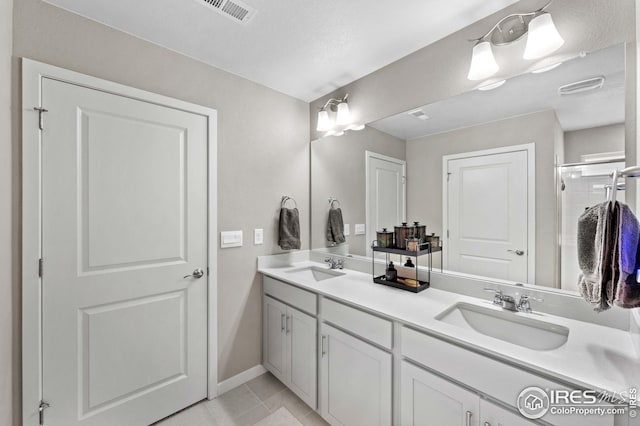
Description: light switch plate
221,230,243,248
254,228,264,245
355,224,366,235
344,224,350,236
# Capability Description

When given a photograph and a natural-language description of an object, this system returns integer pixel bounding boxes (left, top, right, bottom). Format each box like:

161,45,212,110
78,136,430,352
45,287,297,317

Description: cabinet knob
465,411,473,426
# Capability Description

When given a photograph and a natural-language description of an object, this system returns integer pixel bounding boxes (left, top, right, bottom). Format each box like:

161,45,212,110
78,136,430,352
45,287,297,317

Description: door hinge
39,401,50,425
33,107,48,130
38,258,43,278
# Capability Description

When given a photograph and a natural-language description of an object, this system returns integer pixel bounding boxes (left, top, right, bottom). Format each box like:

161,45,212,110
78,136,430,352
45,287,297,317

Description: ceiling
43,0,520,102
369,43,626,140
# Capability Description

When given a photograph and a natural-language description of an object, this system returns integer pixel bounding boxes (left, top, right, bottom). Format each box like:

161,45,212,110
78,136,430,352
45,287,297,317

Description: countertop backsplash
262,250,632,331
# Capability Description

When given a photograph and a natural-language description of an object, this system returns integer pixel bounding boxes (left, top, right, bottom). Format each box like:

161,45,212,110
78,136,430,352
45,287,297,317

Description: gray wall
311,126,405,256
564,123,626,163
406,110,563,288
7,0,310,423
1,0,14,425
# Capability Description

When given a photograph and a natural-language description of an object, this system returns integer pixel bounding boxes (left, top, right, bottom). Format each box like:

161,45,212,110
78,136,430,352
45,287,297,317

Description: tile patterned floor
154,372,329,426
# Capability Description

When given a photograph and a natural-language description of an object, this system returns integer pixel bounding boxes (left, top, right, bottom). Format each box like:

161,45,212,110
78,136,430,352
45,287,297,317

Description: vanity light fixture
467,1,564,81
316,94,352,131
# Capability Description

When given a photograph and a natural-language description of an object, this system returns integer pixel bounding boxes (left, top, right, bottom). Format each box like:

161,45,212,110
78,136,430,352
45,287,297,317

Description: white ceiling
43,0,520,102
369,44,626,140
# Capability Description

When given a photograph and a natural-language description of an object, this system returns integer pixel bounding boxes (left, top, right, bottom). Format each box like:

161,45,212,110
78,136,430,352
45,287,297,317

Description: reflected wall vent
197,0,257,24
408,109,429,120
558,77,605,96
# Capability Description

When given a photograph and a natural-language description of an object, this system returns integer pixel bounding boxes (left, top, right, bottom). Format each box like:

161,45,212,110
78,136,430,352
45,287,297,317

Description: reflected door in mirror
446,148,531,282
366,152,406,254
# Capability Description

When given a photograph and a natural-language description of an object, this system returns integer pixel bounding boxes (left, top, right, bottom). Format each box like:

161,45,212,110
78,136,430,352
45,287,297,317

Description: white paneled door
446,149,531,282
41,78,209,425
366,152,406,255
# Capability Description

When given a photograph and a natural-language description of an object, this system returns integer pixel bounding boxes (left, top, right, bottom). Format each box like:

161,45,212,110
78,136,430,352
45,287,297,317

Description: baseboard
216,364,267,395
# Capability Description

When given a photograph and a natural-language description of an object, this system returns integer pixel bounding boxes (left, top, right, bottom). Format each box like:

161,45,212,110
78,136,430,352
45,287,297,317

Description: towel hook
609,166,640,203
281,195,297,209
328,197,341,208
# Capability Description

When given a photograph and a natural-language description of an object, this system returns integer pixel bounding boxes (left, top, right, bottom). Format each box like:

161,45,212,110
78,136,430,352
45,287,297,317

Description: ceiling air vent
197,0,256,24
408,109,429,121
558,77,605,96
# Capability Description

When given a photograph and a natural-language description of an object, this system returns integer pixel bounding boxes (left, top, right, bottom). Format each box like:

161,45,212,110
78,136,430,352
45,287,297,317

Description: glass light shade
467,41,499,81
523,13,564,60
316,110,332,132
335,102,352,125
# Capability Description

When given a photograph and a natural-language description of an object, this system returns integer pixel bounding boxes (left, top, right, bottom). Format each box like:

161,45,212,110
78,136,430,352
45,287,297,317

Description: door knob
507,249,525,256
184,268,205,279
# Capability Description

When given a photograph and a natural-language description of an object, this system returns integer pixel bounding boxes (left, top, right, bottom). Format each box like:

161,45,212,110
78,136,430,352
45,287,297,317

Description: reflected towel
278,207,301,250
577,202,610,309
326,208,345,244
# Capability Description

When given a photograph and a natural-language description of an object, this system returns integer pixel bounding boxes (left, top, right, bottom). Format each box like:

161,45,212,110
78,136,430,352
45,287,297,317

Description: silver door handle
183,268,204,279
321,335,327,357
285,316,291,334
466,411,472,426
484,422,491,426
281,314,285,332
507,249,525,256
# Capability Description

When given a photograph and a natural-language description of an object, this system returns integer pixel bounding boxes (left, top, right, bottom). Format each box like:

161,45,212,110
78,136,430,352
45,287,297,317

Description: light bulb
316,110,332,132
335,102,352,125
467,41,499,81
523,13,564,60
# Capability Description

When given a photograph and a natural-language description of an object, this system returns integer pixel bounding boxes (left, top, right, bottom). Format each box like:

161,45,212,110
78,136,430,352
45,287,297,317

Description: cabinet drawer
322,298,392,349
263,276,317,315
401,327,614,426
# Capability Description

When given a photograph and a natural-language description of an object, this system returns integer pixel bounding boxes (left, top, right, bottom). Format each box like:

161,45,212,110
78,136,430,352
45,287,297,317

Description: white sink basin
435,302,569,351
285,266,345,282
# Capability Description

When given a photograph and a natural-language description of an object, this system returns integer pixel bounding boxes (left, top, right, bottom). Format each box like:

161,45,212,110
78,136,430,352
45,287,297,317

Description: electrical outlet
355,224,366,235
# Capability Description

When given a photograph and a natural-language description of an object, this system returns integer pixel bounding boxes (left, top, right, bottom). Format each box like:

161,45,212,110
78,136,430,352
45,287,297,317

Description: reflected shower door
559,161,625,292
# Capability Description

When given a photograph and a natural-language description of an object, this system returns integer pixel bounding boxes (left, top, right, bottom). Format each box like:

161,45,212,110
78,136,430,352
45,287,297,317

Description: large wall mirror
311,33,630,293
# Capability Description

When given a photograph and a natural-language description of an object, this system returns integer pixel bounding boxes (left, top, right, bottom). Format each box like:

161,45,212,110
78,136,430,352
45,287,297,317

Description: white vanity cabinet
319,322,392,426
319,297,393,425
401,360,536,426
401,326,615,426
263,277,317,409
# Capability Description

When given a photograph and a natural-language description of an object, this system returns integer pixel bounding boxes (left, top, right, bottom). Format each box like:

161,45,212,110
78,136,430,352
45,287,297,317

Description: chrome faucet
516,294,544,313
324,257,344,270
484,288,543,312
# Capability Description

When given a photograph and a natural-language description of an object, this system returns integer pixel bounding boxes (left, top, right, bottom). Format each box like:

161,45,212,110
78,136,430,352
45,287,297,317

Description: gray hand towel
326,208,345,244
279,207,301,250
577,202,609,309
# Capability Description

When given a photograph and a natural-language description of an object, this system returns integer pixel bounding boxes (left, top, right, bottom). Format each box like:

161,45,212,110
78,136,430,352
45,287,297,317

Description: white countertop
259,260,640,397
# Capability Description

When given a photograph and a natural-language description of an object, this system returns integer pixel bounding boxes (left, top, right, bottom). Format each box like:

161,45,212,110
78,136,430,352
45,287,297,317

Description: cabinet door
320,323,392,426
401,361,479,426
287,306,317,409
480,400,538,426
263,296,287,383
